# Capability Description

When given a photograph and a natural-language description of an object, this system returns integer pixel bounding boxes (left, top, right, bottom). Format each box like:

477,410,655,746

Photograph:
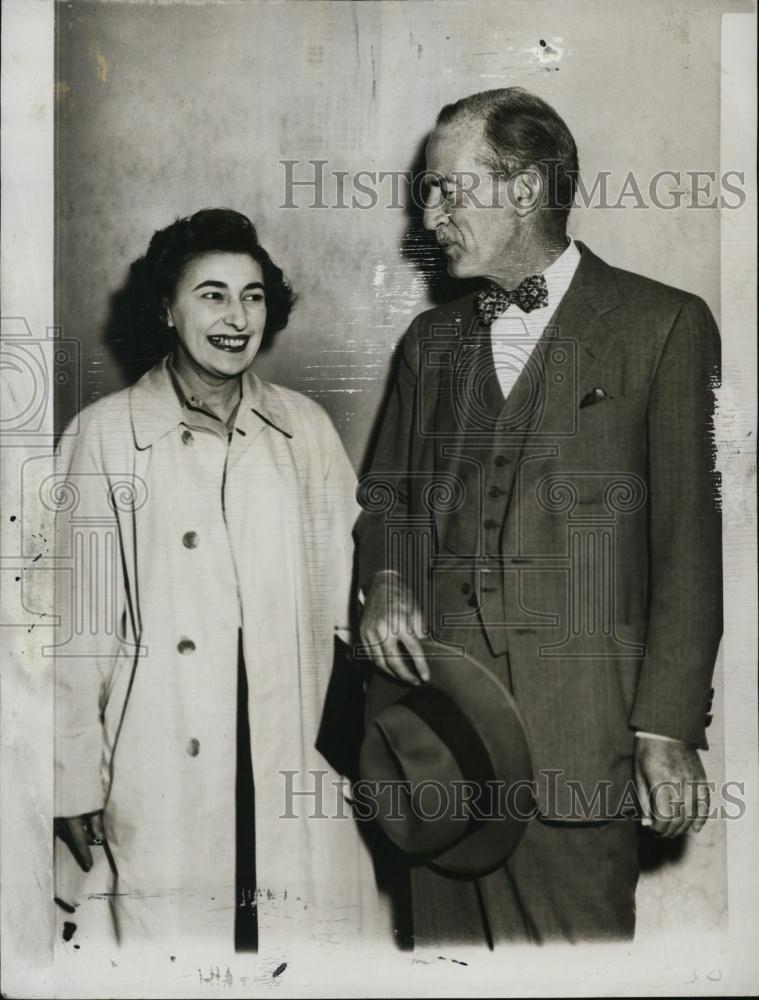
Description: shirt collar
489,237,581,333
541,237,581,310
167,354,241,425
129,355,293,449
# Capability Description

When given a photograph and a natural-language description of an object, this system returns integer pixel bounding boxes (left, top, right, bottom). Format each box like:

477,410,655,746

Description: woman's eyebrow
192,280,264,291
192,279,228,291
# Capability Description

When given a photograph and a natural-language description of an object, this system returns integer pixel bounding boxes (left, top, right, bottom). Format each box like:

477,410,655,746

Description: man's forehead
426,116,489,173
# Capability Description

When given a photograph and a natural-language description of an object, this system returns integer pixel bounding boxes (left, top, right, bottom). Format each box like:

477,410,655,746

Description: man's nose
422,190,450,232
224,300,248,331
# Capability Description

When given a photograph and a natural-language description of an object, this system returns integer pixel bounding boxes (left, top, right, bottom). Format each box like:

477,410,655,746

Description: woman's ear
162,301,174,328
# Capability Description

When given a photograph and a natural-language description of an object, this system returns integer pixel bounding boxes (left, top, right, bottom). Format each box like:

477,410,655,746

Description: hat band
403,686,497,840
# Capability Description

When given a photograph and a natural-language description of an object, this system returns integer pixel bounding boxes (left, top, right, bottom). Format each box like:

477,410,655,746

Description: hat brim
360,638,534,876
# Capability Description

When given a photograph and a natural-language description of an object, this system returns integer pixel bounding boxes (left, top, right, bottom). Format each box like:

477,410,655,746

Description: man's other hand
359,570,429,685
634,737,709,837
54,811,106,872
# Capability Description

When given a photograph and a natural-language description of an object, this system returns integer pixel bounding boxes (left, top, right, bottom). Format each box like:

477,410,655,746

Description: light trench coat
54,357,383,952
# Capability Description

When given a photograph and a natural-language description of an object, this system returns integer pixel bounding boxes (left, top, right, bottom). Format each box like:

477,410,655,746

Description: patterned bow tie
475,274,549,325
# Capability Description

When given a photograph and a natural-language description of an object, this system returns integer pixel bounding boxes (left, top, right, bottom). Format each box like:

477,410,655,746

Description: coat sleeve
354,315,422,594
318,409,360,640
54,409,125,817
629,296,722,748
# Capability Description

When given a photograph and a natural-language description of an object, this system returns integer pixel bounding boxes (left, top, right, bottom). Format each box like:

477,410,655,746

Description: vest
436,323,541,658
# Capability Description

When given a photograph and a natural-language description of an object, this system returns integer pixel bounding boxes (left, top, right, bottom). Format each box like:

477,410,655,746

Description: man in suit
355,88,722,944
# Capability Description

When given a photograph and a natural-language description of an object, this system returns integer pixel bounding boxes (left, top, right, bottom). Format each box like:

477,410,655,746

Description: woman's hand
359,570,430,685
54,811,106,873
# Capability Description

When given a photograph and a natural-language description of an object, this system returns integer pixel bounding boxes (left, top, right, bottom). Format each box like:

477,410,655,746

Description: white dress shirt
490,238,581,399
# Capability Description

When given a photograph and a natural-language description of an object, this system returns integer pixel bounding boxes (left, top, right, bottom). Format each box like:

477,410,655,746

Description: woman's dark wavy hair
144,208,296,336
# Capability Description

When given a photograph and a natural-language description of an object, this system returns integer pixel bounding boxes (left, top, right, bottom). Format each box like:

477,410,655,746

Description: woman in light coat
53,209,383,958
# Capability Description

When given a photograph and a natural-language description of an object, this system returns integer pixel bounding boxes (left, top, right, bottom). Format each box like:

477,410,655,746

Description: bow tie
475,274,549,325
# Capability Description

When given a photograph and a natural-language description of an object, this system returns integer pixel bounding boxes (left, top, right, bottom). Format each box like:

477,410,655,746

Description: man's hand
634,737,709,837
54,811,106,872
359,570,429,685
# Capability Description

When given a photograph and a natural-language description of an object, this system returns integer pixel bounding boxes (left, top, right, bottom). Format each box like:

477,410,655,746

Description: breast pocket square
579,387,612,409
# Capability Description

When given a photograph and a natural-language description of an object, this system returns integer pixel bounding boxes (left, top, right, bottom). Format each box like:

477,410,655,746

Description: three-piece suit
356,242,722,943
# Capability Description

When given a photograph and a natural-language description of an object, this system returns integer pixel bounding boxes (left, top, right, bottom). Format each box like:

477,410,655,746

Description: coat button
183,531,199,549
181,429,194,445
187,738,200,757
177,637,196,654
483,518,499,531
494,454,510,467
461,582,471,595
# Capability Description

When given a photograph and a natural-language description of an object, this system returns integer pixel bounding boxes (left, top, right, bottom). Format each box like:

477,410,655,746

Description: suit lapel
430,296,495,546
507,242,623,451
547,241,621,370
487,243,624,537
430,244,623,545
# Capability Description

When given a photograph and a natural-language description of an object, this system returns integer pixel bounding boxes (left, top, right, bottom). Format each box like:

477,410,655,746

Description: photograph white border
1,3,756,996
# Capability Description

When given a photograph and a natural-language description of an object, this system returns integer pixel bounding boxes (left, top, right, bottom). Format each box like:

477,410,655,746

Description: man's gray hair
437,88,579,229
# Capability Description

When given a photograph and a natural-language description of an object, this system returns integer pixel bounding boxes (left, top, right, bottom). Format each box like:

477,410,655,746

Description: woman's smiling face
166,252,267,380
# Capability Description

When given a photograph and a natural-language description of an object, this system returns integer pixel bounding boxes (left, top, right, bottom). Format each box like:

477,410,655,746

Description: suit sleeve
354,316,422,594
629,296,722,748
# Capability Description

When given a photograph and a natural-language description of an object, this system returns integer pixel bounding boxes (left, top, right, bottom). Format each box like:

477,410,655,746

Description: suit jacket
355,243,722,817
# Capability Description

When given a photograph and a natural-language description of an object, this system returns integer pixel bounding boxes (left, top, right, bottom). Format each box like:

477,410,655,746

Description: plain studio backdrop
53,0,747,946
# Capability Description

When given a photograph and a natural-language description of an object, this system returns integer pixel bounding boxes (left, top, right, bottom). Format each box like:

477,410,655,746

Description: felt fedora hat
358,638,535,877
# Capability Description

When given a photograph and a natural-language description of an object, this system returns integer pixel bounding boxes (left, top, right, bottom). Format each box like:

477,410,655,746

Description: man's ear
512,168,544,217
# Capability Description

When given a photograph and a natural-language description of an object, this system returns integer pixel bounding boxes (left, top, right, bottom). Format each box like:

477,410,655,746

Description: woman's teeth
208,335,249,352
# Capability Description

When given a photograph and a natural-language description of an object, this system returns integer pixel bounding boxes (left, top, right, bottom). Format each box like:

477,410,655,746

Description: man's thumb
635,761,652,827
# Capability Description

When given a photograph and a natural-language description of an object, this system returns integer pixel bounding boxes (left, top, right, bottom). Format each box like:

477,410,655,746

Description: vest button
187,738,200,757
483,518,499,531
177,637,196,654
461,582,471,595
183,531,199,549
494,454,510,468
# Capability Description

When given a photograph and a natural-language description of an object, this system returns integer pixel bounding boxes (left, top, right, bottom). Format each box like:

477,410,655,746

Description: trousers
407,623,640,946
410,816,639,946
